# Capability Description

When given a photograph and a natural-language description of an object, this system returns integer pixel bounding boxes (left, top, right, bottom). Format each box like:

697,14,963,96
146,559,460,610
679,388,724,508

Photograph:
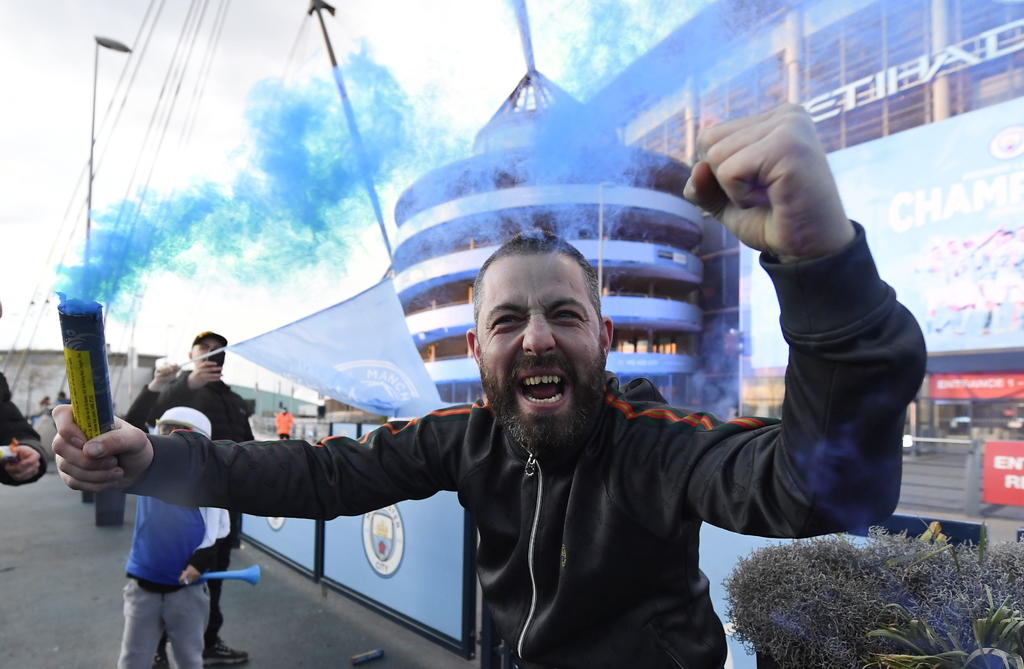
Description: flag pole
307,1,393,263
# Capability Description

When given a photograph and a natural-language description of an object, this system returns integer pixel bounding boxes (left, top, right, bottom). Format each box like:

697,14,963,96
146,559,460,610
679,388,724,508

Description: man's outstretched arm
52,407,153,491
52,404,465,518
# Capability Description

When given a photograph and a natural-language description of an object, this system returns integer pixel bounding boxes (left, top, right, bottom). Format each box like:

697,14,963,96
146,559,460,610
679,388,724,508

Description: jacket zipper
517,453,542,659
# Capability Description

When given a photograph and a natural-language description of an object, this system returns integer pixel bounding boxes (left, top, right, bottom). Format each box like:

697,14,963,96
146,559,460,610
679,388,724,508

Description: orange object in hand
1,438,18,463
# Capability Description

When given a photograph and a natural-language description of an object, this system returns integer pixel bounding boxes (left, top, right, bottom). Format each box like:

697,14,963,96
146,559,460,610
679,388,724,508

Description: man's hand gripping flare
52,405,154,491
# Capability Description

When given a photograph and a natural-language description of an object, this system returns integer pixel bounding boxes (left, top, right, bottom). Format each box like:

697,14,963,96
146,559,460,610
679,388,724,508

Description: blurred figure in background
0,299,45,486
275,408,293,440
34,395,51,424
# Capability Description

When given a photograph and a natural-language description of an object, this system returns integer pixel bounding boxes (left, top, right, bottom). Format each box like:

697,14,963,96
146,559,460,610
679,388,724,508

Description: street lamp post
307,1,393,263
87,36,132,268
81,35,130,513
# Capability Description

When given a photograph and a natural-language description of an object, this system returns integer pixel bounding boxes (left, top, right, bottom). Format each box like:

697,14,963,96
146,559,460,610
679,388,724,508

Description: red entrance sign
983,441,1024,506
930,372,1024,400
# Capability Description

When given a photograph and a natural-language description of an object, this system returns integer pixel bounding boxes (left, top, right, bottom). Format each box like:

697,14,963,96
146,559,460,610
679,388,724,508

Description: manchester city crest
362,505,405,577
333,360,421,415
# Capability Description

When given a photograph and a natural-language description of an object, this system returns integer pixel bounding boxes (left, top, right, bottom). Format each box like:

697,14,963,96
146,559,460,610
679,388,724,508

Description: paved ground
0,470,477,669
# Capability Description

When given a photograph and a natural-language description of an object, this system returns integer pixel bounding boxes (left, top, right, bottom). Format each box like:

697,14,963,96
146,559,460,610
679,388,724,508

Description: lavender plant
723,525,1024,668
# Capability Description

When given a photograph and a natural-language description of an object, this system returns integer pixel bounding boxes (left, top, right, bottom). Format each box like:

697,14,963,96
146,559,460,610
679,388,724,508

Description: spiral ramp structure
393,72,704,404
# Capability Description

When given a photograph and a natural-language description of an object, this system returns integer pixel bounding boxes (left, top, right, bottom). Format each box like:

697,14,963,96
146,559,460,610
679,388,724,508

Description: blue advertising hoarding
322,491,472,655
241,514,317,574
239,422,474,658
746,97,1024,370
699,524,791,669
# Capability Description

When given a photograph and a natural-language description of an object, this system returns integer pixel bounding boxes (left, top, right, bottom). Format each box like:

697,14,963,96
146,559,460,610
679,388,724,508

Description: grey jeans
119,579,210,669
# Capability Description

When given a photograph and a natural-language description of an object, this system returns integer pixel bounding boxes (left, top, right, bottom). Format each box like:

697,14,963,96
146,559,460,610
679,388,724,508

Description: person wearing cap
130,333,252,666
119,406,230,669
147,332,254,446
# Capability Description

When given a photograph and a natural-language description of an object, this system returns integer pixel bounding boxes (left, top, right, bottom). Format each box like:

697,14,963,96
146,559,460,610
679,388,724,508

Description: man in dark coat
146,332,254,446
0,300,46,486
54,105,928,668
0,371,46,486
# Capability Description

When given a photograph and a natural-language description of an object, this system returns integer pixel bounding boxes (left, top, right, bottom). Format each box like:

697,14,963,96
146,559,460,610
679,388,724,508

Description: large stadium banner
747,97,1024,370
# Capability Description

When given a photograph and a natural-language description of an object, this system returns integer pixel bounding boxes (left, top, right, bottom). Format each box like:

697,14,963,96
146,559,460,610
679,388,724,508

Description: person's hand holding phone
187,358,223,389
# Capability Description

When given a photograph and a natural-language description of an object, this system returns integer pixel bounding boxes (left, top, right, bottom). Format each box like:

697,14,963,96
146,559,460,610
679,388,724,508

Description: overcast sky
0,0,703,392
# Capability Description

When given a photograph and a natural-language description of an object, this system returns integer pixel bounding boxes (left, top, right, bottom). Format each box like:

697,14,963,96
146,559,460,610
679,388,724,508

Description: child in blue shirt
118,407,229,669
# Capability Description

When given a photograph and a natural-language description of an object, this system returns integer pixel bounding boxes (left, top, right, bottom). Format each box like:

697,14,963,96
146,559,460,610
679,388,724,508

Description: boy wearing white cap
118,407,230,669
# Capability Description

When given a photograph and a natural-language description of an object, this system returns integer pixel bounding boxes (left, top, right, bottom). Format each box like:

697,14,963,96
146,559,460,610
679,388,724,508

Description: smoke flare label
64,348,101,438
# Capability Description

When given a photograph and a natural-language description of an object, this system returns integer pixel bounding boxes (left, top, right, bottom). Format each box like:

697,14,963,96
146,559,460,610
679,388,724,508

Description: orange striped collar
604,392,766,431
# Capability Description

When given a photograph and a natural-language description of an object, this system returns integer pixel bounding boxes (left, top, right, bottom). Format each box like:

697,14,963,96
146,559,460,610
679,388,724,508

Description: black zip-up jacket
130,227,926,668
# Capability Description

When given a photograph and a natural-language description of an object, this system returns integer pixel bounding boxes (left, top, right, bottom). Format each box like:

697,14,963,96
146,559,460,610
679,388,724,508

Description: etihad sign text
805,19,1024,122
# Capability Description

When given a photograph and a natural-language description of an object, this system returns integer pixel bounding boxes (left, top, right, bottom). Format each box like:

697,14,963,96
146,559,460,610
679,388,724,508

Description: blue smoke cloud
57,0,763,319
530,0,717,100
56,45,464,317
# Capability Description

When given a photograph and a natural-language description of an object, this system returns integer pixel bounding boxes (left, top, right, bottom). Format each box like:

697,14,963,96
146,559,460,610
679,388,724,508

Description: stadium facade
396,0,1024,437
393,71,703,406
594,0,1024,437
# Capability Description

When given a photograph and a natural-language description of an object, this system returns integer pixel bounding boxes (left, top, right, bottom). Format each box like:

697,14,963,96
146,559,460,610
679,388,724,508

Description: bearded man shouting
53,105,926,669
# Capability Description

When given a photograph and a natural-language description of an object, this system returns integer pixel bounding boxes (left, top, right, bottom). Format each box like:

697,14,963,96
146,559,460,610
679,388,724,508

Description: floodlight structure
87,36,132,268
308,0,393,263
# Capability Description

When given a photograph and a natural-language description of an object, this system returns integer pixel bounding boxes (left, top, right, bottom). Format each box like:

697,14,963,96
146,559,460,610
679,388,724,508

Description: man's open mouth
520,374,566,404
